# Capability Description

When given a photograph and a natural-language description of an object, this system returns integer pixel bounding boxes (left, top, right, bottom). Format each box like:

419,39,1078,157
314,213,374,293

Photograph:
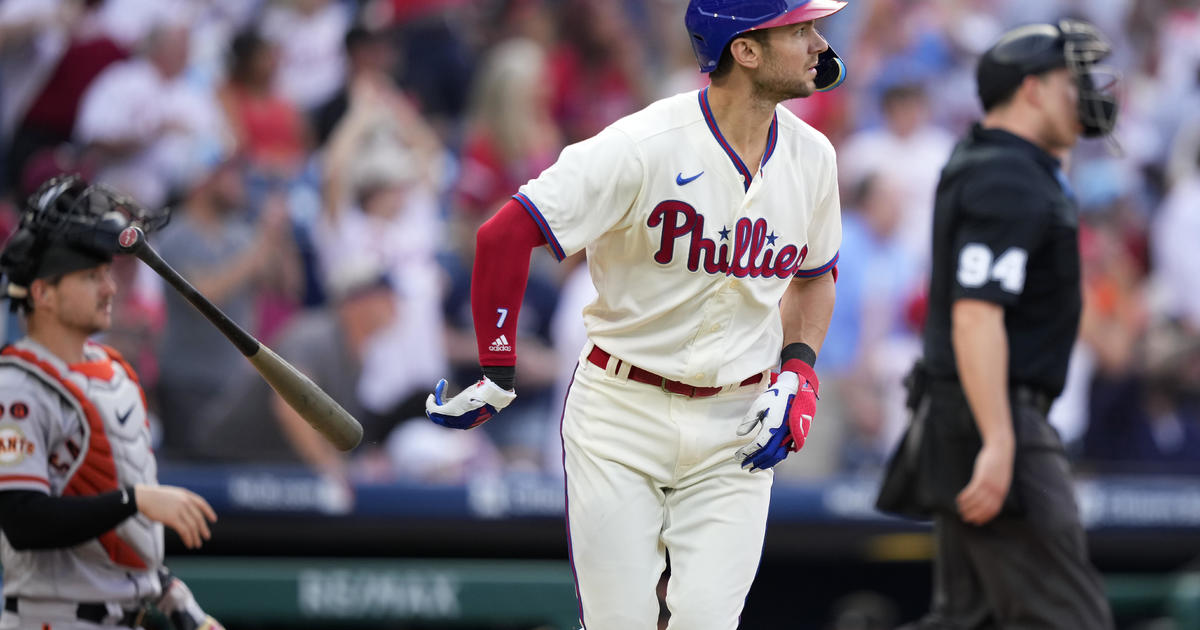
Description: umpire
876,19,1119,629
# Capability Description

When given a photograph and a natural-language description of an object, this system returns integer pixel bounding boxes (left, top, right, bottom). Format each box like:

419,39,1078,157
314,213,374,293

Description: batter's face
752,20,830,101
35,264,117,336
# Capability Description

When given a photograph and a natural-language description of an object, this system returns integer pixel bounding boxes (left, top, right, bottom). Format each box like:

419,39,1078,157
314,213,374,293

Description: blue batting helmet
685,0,848,90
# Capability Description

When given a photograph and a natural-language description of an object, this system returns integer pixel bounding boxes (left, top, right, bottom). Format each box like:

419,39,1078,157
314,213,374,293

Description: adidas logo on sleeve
489,335,512,352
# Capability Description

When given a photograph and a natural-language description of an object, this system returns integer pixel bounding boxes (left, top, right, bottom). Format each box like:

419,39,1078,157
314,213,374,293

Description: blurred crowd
0,0,1198,491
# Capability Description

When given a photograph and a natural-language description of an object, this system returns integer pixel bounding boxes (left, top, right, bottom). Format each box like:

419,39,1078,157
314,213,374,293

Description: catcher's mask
977,19,1119,139
0,175,170,309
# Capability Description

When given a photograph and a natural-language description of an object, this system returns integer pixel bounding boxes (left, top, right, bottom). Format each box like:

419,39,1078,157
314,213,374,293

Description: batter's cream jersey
515,88,841,387
0,338,163,603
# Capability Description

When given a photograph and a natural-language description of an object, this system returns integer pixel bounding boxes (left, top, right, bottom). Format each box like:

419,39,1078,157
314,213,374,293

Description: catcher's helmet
685,0,848,91
977,19,1119,137
0,175,169,307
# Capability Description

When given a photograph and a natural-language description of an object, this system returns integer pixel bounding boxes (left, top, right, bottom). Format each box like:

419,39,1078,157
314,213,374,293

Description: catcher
0,176,222,630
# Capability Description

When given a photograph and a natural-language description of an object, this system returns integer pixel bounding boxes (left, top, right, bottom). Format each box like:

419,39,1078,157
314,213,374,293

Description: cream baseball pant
561,346,773,630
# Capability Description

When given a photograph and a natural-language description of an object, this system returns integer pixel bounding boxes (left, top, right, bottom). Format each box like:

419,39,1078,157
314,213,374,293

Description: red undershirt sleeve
472,198,550,367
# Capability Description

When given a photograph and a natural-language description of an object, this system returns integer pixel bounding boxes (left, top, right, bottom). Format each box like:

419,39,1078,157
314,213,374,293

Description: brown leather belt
587,345,762,398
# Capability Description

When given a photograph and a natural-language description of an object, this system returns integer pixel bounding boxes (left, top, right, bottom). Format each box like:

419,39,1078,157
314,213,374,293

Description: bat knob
117,226,145,252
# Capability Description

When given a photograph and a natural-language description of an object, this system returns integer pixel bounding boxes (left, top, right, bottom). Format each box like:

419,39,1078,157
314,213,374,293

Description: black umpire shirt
923,124,1080,398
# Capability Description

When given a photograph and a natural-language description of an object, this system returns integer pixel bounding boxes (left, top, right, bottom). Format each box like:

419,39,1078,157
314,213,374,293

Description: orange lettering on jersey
0,425,36,464
49,452,70,474
0,345,148,570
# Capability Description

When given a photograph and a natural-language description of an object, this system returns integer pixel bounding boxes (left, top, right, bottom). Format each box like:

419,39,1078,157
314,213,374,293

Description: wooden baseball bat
116,226,363,451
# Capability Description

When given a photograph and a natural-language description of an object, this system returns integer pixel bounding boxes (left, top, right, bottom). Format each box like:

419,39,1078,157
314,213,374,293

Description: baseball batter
0,176,221,630
427,1,848,627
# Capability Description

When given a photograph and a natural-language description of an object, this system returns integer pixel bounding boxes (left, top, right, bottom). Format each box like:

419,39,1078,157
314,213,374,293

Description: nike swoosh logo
116,405,134,425
676,171,704,186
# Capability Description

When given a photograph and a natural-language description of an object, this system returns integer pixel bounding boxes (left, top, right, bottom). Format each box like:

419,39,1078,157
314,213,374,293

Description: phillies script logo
648,201,806,278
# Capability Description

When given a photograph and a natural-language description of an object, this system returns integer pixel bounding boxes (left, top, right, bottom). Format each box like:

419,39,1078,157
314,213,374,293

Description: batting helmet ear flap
814,46,846,92
686,0,849,73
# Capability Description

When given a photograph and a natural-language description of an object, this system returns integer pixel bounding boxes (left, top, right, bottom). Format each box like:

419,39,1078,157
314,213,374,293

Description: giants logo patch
648,201,807,278
0,425,36,464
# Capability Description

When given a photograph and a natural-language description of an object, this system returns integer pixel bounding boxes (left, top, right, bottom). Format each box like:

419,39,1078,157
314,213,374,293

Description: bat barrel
249,346,364,450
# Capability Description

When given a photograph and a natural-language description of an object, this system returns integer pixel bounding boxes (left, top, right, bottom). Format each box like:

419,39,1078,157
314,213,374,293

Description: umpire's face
1034,68,1084,151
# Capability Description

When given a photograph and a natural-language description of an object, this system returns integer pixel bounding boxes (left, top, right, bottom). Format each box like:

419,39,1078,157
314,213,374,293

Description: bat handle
118,226,261,357
117,225,145,254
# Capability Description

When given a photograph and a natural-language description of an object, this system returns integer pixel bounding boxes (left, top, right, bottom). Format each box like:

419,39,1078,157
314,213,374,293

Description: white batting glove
735,360,819,472
425,377,517,429
733,373,802,473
